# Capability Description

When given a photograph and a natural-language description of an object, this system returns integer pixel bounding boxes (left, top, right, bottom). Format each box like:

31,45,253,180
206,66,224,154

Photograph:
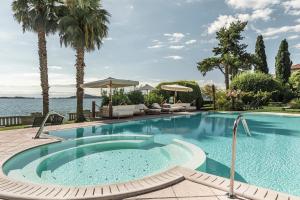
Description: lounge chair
144,104,161,115
101,106,134,118
162,103,185,112
32,114,64,127
175,102,197,112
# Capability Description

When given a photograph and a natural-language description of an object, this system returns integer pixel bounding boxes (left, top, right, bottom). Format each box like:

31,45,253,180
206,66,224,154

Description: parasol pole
109,80,113,118
174,91,177,104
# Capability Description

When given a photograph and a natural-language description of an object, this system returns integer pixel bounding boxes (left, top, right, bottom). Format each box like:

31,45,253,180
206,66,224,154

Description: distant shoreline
0,95,101,99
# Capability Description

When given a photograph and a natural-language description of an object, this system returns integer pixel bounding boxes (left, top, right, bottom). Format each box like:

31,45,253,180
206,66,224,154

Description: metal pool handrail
229,114,251,198
34,111,64,139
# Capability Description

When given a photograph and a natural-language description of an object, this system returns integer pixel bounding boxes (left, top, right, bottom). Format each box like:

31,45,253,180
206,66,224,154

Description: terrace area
0,114,299,200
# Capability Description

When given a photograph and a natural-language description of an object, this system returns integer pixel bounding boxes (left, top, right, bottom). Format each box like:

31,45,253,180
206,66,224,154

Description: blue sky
1,0,300,97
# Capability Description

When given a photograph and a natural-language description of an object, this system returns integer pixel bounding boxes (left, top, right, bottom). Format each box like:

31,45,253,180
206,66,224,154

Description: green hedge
230,72,282,92
156,80,204,110
127,91,144,104
230,71,295,103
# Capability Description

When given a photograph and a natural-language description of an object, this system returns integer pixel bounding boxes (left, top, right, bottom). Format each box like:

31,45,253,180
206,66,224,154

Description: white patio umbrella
161,84,193,103
139,84,155,94
81,77,139,118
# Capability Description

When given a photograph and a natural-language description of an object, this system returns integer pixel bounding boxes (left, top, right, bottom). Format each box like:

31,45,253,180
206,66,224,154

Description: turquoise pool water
3,112,300,195
3,135,205,186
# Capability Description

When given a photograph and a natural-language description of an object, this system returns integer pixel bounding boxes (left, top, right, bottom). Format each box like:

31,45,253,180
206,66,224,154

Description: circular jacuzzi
3,135,206,186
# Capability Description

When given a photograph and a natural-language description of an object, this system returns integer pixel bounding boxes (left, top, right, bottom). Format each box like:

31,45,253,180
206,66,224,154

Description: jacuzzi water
3,112,300,196
3,135,205,186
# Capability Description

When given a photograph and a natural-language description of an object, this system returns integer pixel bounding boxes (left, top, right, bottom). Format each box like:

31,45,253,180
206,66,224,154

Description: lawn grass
247,106,300,114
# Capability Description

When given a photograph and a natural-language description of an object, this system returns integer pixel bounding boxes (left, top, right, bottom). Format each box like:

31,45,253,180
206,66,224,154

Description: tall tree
275,39,292,84
12,0,63,115
59,0,110,122
254,35,268,74
197,21,252,90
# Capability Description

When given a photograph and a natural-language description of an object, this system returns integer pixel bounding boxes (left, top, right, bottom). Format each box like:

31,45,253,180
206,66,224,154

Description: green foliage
59,0,110,51
275,39,292,84
215,90,244,111
101,89,130,106
230,72,282,92
197,21,253,89
127,91,144,105
156,81,204,110
289,71,300,97
254,35,268,73
12,0,63,34
240,91,271,106
288,98,300,109
145,91,164,106
231,72,295,103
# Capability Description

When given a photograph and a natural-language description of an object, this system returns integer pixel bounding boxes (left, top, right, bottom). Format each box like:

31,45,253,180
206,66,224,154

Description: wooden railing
0,116,23,127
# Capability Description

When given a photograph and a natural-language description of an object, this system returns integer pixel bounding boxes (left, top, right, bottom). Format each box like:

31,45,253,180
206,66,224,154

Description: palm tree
59,0,110,122
12,0,63,115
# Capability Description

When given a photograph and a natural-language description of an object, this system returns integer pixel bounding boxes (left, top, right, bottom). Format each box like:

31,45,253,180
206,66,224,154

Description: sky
1,0,300,97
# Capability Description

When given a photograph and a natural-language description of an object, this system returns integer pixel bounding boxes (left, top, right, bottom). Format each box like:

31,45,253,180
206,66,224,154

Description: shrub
127,91,144,104
230,72,282,93
215,90,244,111
288,98,300,109
101,89,131,106
145,91,164,106
231,71,295,103
289,71,300,97
156,80,204,110
240,91,271,106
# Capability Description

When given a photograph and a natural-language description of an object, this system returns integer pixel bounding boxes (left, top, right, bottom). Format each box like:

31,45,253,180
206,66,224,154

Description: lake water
0,98,102,117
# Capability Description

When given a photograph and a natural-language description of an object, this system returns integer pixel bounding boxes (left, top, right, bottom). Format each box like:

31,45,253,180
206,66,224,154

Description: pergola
161,84,193,103
81,77,139,118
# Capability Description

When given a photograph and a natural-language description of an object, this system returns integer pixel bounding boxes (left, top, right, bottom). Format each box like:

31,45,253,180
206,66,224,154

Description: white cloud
288,35,299,40
164,33,185,43
164,55,183,60
226,0,279,9
207,8,273,34
49,65,62,70
185,39,197,44
104,37,113,41
169,45,185,49
293,43,300,49
261,24,300,36
264,35,279,40
148,44,164,49
283,0,300,15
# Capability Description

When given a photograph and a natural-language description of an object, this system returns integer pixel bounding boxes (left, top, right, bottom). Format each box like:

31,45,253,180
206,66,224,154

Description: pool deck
0,113,299,200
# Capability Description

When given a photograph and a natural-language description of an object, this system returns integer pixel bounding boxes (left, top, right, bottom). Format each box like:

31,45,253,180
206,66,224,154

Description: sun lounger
32,114,64,127
175,103,197,112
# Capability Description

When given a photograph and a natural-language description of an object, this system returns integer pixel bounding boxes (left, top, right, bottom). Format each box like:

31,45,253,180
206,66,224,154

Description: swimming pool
3,112,300,196
3,134,206,187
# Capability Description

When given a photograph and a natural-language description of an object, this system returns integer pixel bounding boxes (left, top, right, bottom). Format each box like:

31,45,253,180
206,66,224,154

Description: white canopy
161,84,193,92
81,77,139,89
81,77,139,118
139,84,155,91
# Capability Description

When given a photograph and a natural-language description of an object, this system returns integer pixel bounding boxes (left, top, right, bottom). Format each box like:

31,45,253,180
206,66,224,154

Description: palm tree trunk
75,47,85,122
38,30,49,116
224,65,229,90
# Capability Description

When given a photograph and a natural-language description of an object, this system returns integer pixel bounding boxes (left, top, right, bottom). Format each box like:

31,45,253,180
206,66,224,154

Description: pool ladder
34,111,64,139
229,114,251,198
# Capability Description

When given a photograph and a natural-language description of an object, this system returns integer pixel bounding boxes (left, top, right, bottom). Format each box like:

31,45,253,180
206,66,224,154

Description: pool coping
0,111,299,199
